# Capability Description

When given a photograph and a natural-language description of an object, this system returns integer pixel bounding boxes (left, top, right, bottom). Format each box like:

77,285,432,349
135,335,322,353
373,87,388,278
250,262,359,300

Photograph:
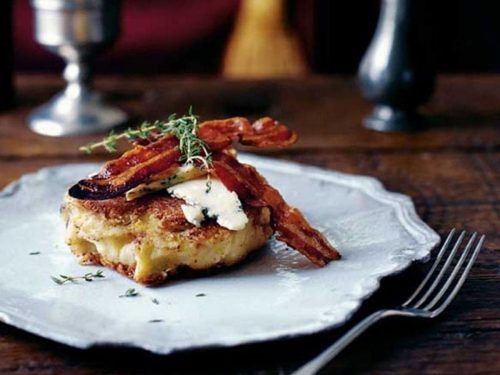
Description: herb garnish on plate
51,270,105,285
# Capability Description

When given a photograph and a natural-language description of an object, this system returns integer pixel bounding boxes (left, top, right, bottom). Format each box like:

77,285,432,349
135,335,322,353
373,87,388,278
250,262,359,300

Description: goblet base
363,105,422,132
28,89,128,137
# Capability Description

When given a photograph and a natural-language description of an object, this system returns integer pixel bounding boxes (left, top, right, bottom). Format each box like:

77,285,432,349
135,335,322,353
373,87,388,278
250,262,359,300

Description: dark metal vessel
358,0,435,132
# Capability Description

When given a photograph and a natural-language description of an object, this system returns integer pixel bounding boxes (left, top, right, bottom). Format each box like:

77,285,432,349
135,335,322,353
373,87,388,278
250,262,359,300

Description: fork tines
403,229,485,316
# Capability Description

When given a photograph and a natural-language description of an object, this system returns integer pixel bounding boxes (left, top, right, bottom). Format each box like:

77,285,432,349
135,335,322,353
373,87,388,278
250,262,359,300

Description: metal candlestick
358,0,435,132
28,0,127,137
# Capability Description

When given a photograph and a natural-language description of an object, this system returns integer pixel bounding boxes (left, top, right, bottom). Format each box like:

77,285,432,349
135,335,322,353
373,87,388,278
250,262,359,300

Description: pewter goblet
28,0,128,136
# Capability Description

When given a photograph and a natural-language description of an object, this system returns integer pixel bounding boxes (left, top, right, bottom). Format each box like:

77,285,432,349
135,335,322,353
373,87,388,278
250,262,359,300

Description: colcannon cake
63,114,340,285
62,184,273,284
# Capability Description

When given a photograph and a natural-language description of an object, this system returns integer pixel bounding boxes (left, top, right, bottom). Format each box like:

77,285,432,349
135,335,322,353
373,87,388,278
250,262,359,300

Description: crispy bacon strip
68,117,297,200
198,117,297,150
212,152,340,266
69,136,182,200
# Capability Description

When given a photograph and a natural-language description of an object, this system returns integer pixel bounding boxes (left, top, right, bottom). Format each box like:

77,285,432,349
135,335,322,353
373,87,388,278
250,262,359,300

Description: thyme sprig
80,108,212,170
51,270,105,285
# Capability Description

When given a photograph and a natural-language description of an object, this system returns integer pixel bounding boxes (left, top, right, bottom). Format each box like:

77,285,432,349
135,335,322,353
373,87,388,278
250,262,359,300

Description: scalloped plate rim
0,154,440,354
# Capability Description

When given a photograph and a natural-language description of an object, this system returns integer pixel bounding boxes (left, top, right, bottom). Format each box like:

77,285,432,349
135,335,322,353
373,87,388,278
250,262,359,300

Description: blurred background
9,0,500,77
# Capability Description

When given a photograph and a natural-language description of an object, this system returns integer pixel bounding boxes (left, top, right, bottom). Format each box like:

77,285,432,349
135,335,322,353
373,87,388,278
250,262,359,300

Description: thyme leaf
51,270,105,285
205,178,212,194
120,288,139,298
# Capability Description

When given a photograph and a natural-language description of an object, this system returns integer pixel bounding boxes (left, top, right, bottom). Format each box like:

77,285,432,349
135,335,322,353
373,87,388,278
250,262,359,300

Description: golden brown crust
72,191,270,235
63,193,273,285
75,192,192,231
78,251,166,284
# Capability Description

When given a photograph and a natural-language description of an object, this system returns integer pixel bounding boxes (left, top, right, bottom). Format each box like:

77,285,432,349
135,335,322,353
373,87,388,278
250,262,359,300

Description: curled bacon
198,117,297,150
212,152,340,266
68,117,297,200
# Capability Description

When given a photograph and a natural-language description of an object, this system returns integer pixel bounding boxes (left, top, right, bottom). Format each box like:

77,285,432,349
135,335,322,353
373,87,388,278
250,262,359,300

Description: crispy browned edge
78,252,166,285
65,193,273,285
77,245,267,285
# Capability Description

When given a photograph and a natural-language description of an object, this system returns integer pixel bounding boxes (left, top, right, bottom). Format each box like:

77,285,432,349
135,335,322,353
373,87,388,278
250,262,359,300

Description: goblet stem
63,60,92,99
28,56,128,136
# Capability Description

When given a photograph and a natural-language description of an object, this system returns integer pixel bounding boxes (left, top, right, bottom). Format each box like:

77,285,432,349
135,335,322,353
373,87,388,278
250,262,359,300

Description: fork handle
292,309,399,375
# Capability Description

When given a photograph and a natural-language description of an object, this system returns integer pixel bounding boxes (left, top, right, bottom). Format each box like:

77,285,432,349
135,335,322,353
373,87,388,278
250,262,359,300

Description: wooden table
0,75,498,374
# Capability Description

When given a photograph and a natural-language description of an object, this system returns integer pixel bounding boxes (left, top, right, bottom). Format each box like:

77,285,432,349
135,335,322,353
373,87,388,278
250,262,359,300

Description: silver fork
292,229,485,375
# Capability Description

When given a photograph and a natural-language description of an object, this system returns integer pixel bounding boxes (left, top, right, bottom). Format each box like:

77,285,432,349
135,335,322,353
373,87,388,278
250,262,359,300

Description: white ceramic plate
0,155,439,354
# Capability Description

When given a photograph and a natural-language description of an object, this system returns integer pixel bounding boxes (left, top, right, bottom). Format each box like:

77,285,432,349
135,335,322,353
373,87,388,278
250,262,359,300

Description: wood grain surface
0,75,498,374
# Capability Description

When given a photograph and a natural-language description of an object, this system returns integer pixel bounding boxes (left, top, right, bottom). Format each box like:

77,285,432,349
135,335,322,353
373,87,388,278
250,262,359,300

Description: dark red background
12,0,500,75
14,0,241,74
